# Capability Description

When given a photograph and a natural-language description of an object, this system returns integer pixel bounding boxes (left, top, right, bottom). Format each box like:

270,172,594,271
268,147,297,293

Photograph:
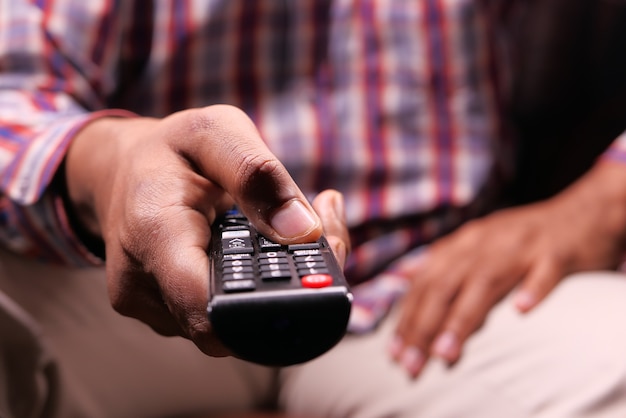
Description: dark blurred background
509,0,626,203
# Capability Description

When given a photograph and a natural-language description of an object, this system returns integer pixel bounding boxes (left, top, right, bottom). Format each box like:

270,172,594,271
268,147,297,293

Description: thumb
172,105,322,243
312,190,350,268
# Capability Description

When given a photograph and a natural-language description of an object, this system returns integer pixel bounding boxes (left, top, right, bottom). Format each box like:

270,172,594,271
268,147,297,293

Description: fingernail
514,290,536,312
388,335,404,360
400,346,425,378
432,331,459,362
270,200,318,239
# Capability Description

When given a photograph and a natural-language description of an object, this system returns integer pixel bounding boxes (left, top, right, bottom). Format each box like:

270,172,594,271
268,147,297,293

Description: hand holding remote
64,105,350,357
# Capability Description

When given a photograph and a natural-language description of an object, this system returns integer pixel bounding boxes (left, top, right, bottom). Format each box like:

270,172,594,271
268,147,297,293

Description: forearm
569,159,626,262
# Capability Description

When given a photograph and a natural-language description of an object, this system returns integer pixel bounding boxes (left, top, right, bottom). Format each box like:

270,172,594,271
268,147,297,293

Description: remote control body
207,208,353,367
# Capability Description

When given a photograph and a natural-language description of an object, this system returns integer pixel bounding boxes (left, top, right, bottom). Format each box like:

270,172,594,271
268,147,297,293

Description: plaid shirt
2,0,626,329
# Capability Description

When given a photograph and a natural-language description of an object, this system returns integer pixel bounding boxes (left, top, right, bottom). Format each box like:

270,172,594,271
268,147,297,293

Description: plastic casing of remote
207,233,352,367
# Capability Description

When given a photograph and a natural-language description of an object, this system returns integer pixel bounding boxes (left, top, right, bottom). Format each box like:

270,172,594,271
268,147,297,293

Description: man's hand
65,105,349,357
389,160,626,378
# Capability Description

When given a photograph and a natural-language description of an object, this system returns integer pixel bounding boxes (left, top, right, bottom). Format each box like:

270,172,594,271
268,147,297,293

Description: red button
301,274,333,288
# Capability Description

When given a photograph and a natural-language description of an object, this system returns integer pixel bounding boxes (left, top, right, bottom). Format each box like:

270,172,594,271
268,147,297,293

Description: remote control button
297,259,324,268
222,229,250,239
223,259,253,268
222,237,254,254
258,251,288,259
223,272,255,281
222,279,256,292
222,253,252,262
223,247,254,255
301,274,333,288
222,226,249,232
292,249,321,256
260,263,288,272
288,243,321,252
294,255,324,263
224,265,254,275
295,254,327,272
258,236,283,252
261,269,292,280
298,267,329,276
259,257,289,266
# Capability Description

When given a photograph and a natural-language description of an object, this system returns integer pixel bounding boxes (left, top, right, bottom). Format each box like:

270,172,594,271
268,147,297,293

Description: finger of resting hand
392,299,439,378
393,240,476,346
399,278,458,350
431,279,498,363
392,272,462,378
514,256,565,313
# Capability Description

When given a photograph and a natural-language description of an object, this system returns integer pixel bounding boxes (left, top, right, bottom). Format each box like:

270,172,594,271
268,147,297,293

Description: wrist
571,160,626,245
64,115,157,239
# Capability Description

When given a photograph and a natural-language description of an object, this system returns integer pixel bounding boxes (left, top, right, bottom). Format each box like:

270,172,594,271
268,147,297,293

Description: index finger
168,105,323,244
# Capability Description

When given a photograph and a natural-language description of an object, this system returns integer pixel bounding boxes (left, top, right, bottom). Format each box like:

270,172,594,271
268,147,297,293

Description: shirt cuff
4,109,136,204
601,130,626,165
3,109,137,266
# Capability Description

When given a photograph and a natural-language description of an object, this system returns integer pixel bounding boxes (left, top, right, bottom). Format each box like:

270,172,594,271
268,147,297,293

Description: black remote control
207,207,353,367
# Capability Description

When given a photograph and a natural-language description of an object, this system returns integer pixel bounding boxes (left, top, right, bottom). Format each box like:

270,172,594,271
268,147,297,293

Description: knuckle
546,250,568,267
472,275,498,292
534,247,569,276
186,108,221,136
186,315,210,342
427,279,457,302
448,311,478,335
413,327,438,345
186,315,229,355
108,285,132,316
185,104,252,139
237,153,280,183
170,107,231,153
234,154,285,196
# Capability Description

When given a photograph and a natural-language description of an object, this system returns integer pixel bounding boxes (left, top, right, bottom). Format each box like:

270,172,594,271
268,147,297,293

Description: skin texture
390,159,626,377
64,105,350,357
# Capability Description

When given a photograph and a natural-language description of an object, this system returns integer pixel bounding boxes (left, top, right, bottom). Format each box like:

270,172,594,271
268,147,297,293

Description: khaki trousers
2,247,626,418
